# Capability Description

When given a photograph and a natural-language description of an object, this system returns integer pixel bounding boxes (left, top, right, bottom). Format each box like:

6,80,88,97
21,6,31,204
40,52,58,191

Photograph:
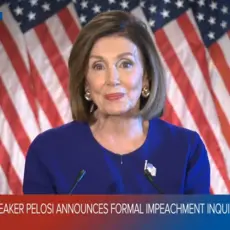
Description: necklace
120,155,123,165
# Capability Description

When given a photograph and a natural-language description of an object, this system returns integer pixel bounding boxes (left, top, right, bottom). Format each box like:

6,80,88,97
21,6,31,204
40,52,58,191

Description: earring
84,90,91,101
142,86,150,98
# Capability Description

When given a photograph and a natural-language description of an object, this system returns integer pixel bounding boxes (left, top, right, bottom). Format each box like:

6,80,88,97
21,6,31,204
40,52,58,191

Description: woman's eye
120,61,133,69
93,63,104,70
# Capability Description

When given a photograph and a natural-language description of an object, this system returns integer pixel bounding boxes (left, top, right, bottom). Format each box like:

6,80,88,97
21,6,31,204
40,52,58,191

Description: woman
23,11,210,194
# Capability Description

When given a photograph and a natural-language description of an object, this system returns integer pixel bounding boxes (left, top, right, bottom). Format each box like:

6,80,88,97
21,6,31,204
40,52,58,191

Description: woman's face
86,36,148,116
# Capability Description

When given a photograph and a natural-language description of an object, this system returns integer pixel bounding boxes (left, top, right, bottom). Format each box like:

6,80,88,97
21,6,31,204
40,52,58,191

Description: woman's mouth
104,93,125,101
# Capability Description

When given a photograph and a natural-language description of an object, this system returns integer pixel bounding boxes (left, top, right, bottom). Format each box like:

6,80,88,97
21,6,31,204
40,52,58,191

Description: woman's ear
142,72,149,88
84,80,89,92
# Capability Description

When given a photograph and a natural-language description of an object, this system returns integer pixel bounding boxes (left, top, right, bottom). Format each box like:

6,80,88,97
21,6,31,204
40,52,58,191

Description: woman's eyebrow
89,52,134,60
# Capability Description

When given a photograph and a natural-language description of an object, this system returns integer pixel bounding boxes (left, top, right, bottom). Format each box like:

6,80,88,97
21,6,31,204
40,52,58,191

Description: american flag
0,0,229,194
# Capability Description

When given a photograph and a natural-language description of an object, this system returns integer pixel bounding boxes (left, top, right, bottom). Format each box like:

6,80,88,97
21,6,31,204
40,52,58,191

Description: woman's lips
104,93,125,101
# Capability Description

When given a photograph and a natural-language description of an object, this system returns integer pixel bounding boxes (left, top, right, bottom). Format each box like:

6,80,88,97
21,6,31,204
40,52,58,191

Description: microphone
144,169,164,194
68,169,86,194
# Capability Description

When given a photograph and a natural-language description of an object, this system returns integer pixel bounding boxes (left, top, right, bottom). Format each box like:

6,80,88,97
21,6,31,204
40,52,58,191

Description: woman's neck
91,113,148,142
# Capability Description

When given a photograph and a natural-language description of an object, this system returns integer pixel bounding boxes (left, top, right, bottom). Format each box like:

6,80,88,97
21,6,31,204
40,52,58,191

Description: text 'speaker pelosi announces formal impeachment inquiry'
23,11,210,195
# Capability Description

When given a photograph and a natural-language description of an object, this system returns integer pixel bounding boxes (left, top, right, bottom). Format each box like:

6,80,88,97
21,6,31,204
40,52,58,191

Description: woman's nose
106,66,120,86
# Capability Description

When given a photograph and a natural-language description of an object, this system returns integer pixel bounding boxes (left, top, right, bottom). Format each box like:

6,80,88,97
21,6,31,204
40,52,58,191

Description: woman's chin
103,107,134,116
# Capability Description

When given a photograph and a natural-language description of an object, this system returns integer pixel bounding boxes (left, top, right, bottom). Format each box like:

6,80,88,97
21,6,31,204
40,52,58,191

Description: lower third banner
0,195,230,230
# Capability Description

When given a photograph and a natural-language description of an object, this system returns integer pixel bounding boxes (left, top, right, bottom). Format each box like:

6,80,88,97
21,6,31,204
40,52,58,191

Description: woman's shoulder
152,118,197,134
28,121,88,152
151,118,204,148
151,119,210,194
39,120,86,136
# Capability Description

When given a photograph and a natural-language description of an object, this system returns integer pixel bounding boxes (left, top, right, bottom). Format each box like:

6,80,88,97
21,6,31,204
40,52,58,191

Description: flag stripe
177,13,212,91
67,3,83,30
0,22,38,125
162,99,182,126
160,51,227,194
209,43,230,94
210,64,230,148
0,140,22,194
1,5,29,70
25,29,70,125
133,7,228,193
181,12,230,151
44,15,74,123
58,5,80,44
154,28,230,191
0,48,39,142
28,56,64,127
177,13,230,152
0,108,26,185
162,22,230,189
1,1,229,195
0,167,11,194
37,104,52,132
46,14,72,66
34,23,69,97
161,53,228,194
0,79,31,156
218,35,230,67
209,65,230,132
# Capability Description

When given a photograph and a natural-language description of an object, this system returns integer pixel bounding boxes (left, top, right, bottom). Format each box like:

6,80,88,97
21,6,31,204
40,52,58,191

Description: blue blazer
23,118,210,194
